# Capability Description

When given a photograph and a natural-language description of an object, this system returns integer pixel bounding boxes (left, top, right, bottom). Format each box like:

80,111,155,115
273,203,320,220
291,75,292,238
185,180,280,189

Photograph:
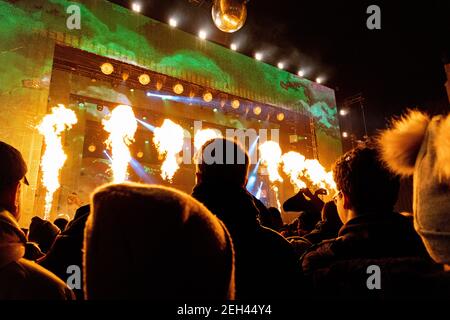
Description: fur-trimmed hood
379,110,450,264
84,183,235,300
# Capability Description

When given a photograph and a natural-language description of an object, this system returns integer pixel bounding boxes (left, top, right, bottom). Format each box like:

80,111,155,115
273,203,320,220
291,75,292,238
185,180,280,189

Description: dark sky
108,0,450,135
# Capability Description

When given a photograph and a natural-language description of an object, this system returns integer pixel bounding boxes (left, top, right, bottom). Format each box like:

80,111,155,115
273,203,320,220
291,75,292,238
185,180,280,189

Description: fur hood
84,183,235,300
378,110,450,264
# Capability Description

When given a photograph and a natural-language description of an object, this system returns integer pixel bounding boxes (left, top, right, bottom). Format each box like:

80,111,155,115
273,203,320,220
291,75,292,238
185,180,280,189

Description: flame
259,141,283,210
153,119,185,181
258,141,283,183
281,151,307,190
194,128,223,151
102,105,137,183
281,151,336,193
37,104,78,219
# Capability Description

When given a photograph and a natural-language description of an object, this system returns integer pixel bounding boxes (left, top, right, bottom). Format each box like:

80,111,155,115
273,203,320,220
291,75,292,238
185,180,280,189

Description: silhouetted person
260,206,284,231
192,138,300,299
53,215,70,232
28,216,60,253
303,201,343,244
39,204,90,300
301,145,429,286
84,183,235,300
0,141,73,300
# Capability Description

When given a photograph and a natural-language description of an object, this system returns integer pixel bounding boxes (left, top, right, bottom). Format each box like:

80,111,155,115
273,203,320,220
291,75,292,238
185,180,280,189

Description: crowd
0,109,449,300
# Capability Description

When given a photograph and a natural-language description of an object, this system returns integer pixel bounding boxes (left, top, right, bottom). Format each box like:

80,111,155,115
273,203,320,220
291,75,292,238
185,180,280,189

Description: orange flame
37,104,78,220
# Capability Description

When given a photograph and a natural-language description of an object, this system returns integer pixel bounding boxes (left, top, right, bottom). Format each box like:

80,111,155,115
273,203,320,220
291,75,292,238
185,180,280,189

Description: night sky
109,0,450,136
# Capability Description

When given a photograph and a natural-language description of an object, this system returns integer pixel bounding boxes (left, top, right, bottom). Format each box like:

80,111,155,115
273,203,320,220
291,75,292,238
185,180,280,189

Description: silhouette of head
196,138,249,187
84,183,235,299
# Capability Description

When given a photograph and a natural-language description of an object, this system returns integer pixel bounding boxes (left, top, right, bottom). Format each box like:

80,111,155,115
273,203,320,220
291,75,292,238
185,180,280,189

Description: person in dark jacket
192,138,301,299
301,145,429,275
0,141,74,300
302,201,343,245
38,204,90,300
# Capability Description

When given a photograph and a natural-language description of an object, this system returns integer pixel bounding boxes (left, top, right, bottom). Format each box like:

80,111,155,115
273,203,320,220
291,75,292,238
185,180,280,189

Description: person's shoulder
258,225,291,245
300,237,342,273
15,258,74,300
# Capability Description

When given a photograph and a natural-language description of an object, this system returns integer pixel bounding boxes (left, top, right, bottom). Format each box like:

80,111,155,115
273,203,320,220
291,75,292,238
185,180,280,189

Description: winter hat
28,216,60,253
84,183,235,300
379,110,450,264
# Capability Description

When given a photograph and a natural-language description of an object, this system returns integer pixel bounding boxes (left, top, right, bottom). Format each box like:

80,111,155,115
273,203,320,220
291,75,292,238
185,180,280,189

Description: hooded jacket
0,209,74,300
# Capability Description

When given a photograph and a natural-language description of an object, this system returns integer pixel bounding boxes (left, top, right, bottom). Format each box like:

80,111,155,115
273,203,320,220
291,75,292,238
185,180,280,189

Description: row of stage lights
129,2,324,84
99,62,286,122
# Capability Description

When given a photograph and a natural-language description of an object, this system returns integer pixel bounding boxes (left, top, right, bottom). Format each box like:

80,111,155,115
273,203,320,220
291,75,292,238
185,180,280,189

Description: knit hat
84,183,235,300
379,110,450,264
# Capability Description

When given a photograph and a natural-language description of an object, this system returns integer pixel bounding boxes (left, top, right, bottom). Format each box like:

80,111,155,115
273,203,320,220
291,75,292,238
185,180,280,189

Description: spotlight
142,116,147,120
297,69,305,77
131,2,141,13
138,74,150,85
339,109,348,116
203,92,213,102
173,83,184,94
277,62,284,69
253,106,262,115
169,18,178,28
100,62,114,75
276,112,285,121
130,88,134,92
88,144,96,153
122,72,129,81
230,43,238,51
137,151,144,158
342,131,349,138
231,99,240,109
199,30,207,40
145,140,150,144
255,52,263,61
213,108,218,113
316,77,323,84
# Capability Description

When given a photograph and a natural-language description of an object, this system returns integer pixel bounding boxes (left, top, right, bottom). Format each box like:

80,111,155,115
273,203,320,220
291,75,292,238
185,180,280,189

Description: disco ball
212,0,247,33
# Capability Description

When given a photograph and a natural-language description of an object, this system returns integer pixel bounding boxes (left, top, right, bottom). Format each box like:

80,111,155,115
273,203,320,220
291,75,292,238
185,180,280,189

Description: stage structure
0,0,342,225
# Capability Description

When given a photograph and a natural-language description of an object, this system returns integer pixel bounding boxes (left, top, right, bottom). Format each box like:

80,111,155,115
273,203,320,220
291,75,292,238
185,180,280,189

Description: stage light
169,18,178,28
142,116,147,120
253,106,262,115
122,72,129,81
297,69,305,77
173,83,184,94
156,80,163,91
131,2,141,13
213,108,218,113
276,112,285,121
203,92,213,102
230,43,238,51
342,132,349,138
145,140,150,144
88,144,96,153
137,151,144,158
340,109,348,116
231,99,240,109
277,62,284,69
255,52,263,61
100,62,114,75
129,88,134,92
316,77,323,84
211,0,247,33
138,74,150,85
199,30,207,40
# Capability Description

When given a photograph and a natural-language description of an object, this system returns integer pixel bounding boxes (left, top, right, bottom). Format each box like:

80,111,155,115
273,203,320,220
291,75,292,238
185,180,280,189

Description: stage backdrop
0,0,342,225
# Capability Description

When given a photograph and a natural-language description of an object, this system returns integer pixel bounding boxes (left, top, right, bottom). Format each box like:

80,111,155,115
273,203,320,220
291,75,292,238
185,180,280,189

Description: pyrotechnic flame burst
153,119,185,182
259,141,283,183
37,104,78,220
281,151,307,190
194,129,223,151
102,105,137,183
